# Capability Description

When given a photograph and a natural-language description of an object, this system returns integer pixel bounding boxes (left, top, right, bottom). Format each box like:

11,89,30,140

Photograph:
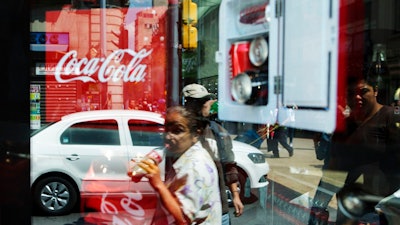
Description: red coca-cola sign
44,7,167,121
54,49,152,84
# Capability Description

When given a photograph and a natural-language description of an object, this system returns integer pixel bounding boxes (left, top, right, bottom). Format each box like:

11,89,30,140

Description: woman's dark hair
365,74,380,91
347,73,380,96
166,106,206,135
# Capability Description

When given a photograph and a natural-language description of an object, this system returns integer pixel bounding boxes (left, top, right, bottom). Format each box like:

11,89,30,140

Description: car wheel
237,170,259,204
33,177,78,216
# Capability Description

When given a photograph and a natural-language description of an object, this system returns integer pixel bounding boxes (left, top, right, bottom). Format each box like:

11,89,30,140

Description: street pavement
230,137,343,225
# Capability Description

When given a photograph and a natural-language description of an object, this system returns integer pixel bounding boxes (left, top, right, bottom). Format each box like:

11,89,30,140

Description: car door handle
66,154,80,161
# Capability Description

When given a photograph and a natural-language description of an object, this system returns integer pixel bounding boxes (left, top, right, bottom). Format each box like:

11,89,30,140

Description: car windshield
30,122,55,137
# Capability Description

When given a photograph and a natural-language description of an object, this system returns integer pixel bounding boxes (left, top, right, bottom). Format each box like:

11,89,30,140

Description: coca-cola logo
54,48,152,83
94,191,150,225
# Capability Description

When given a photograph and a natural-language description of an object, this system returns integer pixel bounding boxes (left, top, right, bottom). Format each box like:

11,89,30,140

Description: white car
31,110,269,217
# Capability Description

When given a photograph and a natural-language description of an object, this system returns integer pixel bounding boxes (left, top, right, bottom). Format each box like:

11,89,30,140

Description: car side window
60,119,120,145
128,119,164,147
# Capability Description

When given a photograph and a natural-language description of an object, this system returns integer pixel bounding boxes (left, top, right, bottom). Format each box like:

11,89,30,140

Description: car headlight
247,153,266,163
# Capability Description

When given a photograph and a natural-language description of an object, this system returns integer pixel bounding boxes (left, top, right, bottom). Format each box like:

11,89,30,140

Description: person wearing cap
181,83,244,225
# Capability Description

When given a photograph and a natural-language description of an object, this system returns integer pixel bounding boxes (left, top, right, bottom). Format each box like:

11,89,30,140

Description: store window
22,0,400,225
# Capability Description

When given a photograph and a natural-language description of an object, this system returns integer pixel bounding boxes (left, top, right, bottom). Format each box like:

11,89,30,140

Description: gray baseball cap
182,84,216,99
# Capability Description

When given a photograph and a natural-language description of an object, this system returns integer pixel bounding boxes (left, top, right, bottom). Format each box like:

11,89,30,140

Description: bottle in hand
128,149,162,182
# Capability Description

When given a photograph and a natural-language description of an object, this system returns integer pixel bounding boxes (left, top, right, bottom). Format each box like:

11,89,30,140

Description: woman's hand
138,159,163,188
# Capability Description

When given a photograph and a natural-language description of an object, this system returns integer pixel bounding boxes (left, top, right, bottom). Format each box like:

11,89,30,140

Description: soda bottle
128,149,162,182
209,101,218,114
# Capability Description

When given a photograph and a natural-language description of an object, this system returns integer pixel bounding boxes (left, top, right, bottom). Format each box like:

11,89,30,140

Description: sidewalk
230,137,340,224
260,137,324,193
258,137,315,153
259,137,340,222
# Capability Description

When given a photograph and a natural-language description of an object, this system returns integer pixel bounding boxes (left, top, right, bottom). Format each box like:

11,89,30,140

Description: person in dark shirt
309,75,400,225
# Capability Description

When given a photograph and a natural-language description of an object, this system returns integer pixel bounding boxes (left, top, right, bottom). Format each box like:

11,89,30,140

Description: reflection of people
288,127,295,147
182,83,244,224
312,132,332,169
86,44,100,59
140,106,221,224
261,124,293,158
335,76,400,195
126,99,138,110
104,92,112,109
309,75,400,225
75,99,83,112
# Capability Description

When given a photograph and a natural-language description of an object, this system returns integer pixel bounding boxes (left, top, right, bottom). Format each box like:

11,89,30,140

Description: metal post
166,0,182,107
100,0,107,56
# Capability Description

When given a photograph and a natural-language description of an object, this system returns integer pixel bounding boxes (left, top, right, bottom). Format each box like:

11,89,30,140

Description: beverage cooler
217,0,340,134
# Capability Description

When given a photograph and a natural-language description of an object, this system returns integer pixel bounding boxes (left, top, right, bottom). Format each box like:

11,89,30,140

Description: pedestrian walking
259,124,294,158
